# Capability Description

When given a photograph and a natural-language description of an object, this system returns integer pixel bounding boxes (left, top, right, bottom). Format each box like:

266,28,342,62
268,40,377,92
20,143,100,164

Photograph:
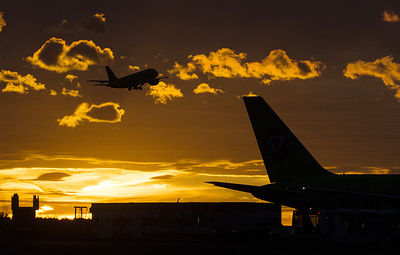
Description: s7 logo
266,135,286,154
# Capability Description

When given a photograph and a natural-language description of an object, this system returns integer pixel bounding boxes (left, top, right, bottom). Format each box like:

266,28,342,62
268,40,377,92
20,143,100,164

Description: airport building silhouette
8,195,280,239
90,202,281,239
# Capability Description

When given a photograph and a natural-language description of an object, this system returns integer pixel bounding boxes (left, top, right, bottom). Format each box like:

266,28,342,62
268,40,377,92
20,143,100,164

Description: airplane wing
87,80,109,86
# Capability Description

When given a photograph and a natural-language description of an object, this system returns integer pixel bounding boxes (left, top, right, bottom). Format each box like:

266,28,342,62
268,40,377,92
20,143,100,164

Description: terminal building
90,202,281,239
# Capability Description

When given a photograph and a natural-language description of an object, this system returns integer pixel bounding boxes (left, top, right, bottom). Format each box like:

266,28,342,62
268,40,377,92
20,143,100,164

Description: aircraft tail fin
105,66,118,82
243,96,333,183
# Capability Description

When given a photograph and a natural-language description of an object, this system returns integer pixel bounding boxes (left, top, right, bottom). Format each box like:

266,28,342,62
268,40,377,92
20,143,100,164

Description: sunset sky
1,1,400,224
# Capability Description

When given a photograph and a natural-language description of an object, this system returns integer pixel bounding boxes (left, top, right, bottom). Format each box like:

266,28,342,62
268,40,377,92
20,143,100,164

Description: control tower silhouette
11,194,39,228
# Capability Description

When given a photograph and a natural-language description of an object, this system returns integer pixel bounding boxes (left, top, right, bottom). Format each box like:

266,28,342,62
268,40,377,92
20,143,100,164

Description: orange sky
1,1,400,225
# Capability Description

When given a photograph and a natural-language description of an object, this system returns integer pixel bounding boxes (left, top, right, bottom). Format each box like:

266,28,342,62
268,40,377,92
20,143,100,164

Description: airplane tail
105,66,118,82
243,96,333,183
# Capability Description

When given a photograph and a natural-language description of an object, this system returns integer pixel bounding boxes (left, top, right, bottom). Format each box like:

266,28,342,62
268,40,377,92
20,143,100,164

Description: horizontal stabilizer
207,181,302,205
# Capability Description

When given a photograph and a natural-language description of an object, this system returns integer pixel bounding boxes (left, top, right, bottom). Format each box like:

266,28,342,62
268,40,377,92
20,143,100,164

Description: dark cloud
56,19,73,32
79,13,106,34
35,172,71,181
37,39,64,66
26,37,114,72
52,13,106,34
150,175,175,180
297,61,313,76
66,40,105,63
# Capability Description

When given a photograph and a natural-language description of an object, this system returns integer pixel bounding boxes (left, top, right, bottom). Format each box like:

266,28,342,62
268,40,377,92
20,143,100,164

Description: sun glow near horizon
1,154,395,226
0,157,270,219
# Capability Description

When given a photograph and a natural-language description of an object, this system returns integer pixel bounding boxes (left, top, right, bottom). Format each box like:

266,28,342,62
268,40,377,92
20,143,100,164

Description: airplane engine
149,79,159,85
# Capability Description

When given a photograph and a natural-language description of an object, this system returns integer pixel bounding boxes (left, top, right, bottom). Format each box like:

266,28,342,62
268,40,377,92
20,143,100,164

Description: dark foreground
2,238,400,255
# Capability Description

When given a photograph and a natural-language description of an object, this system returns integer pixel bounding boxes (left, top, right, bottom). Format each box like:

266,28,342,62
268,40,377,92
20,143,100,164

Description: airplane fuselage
88,66,166,91
254,174,400,211
108,69,159,89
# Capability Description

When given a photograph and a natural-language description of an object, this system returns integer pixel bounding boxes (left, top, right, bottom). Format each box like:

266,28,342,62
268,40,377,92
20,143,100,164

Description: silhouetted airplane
88,66,167,91
208,96,400,210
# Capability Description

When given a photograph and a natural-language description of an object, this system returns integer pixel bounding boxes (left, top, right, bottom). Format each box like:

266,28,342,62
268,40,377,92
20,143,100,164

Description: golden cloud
2,83,27,94
61,88,83,97
193,83,224,95
128,65,140,71
58,102,125,127
192,48,248,78
344,56,400,100
241,91,259,97
0,70,46,94
65,74,80,88
146,81,183,104
26,37,114,73
169,48,323,83
65,74,78,82
382,10,400,22
0,12,6,32
246,49,323,83
168,62,198,80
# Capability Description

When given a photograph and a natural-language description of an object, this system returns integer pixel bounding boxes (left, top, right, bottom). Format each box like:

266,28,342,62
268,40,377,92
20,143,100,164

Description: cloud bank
26,37,114,73
344,56,400,100
169,48,323,84
1,70,46,94
146,82,183,104
58,102,125,127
